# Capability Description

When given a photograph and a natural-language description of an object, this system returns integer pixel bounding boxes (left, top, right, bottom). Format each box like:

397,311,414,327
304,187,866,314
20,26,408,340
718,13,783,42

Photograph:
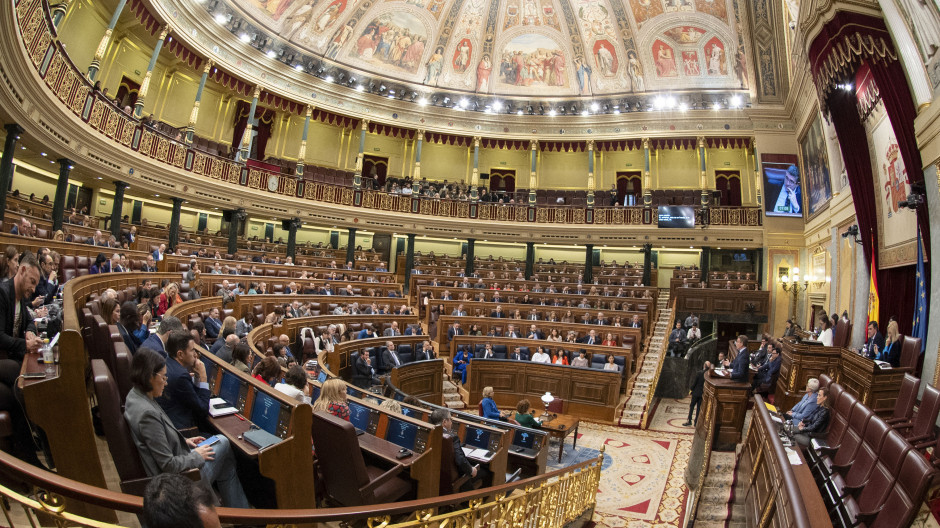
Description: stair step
444,401,466,409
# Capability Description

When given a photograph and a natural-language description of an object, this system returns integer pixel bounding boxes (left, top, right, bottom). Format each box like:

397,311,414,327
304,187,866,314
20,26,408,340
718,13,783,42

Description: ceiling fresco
218,0,752,97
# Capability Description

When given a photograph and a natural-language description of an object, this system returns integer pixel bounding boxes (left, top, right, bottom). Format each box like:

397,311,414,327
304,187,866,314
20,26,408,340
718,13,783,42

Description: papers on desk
764,402,778,413
770,415,783,425
208,398,238,418
875,360,892,369
785,447,803,465
462,446,495,462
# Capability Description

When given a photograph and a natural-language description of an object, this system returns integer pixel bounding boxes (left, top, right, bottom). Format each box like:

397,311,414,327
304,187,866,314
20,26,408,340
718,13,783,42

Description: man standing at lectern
730,335,750,382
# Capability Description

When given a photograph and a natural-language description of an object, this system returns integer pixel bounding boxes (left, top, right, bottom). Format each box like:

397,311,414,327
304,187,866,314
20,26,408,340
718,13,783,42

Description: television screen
733,253,749,262
657,206,695,228
513,429,535,449
347,401,372,432
399,406,415,418
310,383,321,403
385,418,418,449
316,371,328,383
217,372,241,406
762,160,803,217
465,426,491,450
250,390,282,435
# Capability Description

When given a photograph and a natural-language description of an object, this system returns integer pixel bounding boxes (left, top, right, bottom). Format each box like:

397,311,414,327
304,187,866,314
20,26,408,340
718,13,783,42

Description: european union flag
913,227,927,353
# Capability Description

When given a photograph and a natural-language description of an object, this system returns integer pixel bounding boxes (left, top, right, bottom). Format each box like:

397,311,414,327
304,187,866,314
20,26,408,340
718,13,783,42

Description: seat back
819,374,833,390
842,417,889,490
833,405,871,466
909,384,940,440
891,374,919,423
870,450,936,528
310,411,373,506
899,336,921,371
91,360,149,487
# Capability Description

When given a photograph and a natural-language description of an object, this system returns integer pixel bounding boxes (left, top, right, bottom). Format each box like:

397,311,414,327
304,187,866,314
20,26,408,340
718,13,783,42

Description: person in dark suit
124,348,250,508
353,349,378,388
142,473,220,528
667,321,687,357
792,388,830,448
30,252,58,307
381,341,403,373
580,329,599,345
203,308,222,339
504,324,521,339
629,315,642,329
141,316,184,359
415,341,436,361
752,346,781,393
730,335,750,382
156,331,210,431
0,253,44,465
430,409,490,491
683,361,710,426
864,321,886,359
447,322,464,341
526,324,543,340
510,347,528,361
490,305,505,318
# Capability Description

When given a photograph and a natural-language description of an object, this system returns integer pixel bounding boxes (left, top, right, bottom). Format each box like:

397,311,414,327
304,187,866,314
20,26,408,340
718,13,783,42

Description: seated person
509,346,528,361
530,346,550,363
603,354,620,372
786,378,820,425
751,346,780,394
667,321,687,357
452,347,472,384
479,386,504,420
430,408,490,491
514,399,541,429
143,473,221,528
792,388,830,448
125,348,250,508
156,331,210,431
570,351,590,367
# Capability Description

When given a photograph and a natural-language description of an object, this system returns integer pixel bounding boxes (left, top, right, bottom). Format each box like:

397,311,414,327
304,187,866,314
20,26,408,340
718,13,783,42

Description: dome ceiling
217,0,751,98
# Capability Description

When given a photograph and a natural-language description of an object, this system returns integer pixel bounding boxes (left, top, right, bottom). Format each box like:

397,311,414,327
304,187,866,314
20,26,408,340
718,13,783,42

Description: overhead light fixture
266,49,277,59
712,102,721,110
729,95,742,108
590,102,599,112
324,75,334,82
548,109,557,117
214,13,227,24
294,64,304,72
355,84,364,91
492,100,503,111
239,33,251,43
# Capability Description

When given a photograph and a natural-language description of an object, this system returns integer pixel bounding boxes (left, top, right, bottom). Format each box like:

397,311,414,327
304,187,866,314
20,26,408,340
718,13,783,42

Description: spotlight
581,109,589,116
355,84,364,91
548,108,557,117
517,110,523,115
653,96,664,110
325,75,334,82
417,97,428,106
239,33,251,43
712,102,721,110
590,102,599,112
678,102,689,112
492,100,503,111
459,98,469,109
729,95,742,108
379,84,387,92
294,64,304,72
664,96,676,109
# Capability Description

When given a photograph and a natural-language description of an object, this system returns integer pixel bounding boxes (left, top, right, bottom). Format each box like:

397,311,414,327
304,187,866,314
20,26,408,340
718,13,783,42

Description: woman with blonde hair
480,386,503,420
312,378,350,420
52,230,65,242
220,316,237,336
379,399,402,414
156,282,180,317
879,320,902,368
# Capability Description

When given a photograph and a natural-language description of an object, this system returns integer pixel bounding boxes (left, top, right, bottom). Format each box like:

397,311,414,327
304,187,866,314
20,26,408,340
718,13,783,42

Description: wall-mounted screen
657,206,695,228
762,155,803,217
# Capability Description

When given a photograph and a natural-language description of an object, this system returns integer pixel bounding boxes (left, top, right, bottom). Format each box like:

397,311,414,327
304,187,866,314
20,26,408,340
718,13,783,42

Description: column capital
587,139,594,150
407,233,416,240
157,26,169,41
305,105,314,117
4,123,24,137
529,139,538,150
361,119,370,130
642,137,650,150
171,196,185,206
202,60,214,74
56,158,75,169
251,86,262,99
416,130,425,140
697,136,706,148
473,136,481,147
113,180,128,191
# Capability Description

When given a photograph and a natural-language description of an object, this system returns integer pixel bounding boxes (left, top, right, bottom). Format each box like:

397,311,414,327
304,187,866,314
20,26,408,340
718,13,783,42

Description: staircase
619,290,672,427
693,451,740,528
443,380,465,409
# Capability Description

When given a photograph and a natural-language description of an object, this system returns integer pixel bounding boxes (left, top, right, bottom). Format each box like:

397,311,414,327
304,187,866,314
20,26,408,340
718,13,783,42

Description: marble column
528,140,538,206
50,0,71,28
346,227,357,264
465,238,476,277
642,243,653,286
587,140,596,208
404,233,416,292
525,241,535,279
0,124,24,229
227,209,244,255
109,181,127,239
353,120,368,190
236,86,261,163
584,244,594,284
414,130,424,179
134,26,168,118
698,136,709,206
294,105,313,178
286,218,300,261
51,158,73,232
87,0,128,82
167,197,183,250
470,136,481,201
185,60,213,145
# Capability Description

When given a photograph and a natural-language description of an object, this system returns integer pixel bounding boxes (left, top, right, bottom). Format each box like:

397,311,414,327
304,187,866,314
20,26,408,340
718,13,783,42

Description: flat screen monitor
347,385,364,398
316,371,328,383
657,206,695,228
762,160,803,217
250,390,282,436
464,426,491,450
513,429,536,449
385,418,418,450
733,252,750,262
347,400,372,432
310,383,321,402
399,406,416,418
217,372,241,406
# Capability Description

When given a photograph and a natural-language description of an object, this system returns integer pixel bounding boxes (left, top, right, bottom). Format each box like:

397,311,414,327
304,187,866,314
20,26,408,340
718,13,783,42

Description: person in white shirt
603,355,620,372
274,365,310,404
687,322,701,341
818,316,833,347
530,346,551,363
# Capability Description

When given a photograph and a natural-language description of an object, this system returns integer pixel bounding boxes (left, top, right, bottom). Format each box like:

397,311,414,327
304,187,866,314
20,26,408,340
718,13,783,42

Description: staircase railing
0,448,603,527
641,294,678,429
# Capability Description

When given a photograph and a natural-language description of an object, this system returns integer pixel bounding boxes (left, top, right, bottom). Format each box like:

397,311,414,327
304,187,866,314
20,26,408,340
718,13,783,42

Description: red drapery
232,100,275,161
807,11,928,332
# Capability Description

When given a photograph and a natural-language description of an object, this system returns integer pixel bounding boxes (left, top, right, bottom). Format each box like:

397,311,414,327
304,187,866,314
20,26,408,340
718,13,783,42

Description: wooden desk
839,349,908,416
467,359,621,422
18,335,115,523
732,395,831,527
390,360,445,406
700,369,751,449
775,338,842,411
452,335,635,377
534,411,580,463
672,287,770,323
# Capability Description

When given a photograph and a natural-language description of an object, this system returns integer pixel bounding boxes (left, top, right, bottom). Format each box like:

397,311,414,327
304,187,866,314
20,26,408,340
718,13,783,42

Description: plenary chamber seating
807,375,939,527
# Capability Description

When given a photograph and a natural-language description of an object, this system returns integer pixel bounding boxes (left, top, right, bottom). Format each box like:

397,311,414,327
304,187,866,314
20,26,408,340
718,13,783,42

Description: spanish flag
867,234,879,327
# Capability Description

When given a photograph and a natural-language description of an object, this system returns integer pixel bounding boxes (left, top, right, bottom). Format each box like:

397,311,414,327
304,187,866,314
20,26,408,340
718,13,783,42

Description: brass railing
11,0,763,227
641,293,676,429
0,448,603,528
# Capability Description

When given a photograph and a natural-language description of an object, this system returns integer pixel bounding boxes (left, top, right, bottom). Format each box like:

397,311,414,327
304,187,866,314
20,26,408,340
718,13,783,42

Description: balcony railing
15,0,761,227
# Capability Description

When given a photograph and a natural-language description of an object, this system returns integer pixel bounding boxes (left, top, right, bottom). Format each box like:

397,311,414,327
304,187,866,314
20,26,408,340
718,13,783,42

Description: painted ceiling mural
227,0,751,97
